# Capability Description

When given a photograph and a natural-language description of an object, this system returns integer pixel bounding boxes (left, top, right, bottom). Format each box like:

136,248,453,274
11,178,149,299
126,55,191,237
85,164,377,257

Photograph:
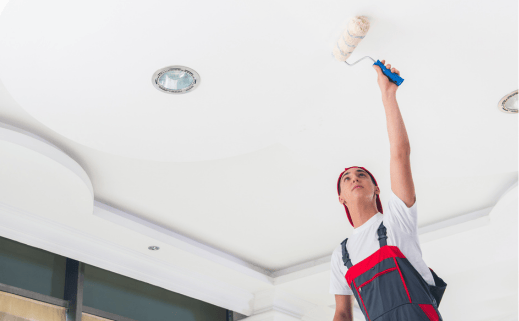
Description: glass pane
158,70,194,90
0,236,66,300
83,264,227,321
0,291,66,321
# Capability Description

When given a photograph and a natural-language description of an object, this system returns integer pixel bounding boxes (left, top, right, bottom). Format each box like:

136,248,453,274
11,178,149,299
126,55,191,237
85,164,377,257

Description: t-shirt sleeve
329,246,353,295
385,189,418,235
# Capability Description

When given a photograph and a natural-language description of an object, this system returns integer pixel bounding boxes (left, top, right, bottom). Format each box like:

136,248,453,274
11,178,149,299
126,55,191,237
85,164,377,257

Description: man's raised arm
374,60,416,208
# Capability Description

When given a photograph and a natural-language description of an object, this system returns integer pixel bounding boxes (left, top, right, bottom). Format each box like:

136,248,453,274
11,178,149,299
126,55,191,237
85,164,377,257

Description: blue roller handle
374,60,404,86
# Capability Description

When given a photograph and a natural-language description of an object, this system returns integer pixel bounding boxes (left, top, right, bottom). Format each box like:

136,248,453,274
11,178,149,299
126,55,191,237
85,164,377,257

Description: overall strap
341,238,353,269
377,221,388,247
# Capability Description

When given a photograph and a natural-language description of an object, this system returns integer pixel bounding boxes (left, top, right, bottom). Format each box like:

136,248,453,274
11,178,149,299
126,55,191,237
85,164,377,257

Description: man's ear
338,196,346,205
375,186,380,195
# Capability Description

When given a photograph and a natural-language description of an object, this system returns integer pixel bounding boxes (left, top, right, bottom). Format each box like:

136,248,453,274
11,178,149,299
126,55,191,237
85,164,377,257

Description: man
329,60,446,320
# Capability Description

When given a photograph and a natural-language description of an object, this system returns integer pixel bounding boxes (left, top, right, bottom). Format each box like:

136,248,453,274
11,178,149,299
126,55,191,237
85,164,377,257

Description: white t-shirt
329,189,435,295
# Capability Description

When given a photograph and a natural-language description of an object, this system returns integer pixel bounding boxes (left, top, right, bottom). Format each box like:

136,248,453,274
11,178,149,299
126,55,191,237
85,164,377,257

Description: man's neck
349,204,379,229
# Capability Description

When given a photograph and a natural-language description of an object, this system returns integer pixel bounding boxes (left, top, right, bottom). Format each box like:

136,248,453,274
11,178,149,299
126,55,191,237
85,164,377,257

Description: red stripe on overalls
353,279,371,321
393,257,412,303
418,304,440,321
358,267,397,288
345,246,406,285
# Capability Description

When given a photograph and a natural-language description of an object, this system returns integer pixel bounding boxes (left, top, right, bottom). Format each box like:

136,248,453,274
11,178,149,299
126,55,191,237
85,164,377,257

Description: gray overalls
341,221,447,320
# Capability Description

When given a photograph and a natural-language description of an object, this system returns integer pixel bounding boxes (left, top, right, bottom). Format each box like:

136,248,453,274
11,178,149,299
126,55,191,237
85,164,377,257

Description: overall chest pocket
355,258,410,320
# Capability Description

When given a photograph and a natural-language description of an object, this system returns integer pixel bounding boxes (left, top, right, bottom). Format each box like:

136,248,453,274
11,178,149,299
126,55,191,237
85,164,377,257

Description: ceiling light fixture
152,66,200,94
148,246,160,251
497,90,518,114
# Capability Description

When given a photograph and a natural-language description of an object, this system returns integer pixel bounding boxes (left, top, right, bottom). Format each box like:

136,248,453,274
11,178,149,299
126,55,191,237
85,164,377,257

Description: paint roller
333,16,404,86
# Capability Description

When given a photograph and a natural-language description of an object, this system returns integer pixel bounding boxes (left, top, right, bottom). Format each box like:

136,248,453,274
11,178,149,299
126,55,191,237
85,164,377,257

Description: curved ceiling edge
0,121,94,198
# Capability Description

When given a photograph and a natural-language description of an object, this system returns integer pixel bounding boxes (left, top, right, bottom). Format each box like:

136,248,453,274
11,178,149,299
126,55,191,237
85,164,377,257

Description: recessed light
148,246,160,251
498,90,518,114
152,66,200,94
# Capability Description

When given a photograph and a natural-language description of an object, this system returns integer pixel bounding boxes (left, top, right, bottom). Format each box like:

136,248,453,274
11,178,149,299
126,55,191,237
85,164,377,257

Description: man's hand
373,59,400,97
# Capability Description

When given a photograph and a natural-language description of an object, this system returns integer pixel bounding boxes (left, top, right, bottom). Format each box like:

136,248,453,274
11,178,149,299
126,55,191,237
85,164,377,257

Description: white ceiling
0,0,517,320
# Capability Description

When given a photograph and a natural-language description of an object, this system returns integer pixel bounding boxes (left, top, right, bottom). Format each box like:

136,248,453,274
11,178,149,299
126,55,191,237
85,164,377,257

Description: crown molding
242,288,332,321
94,194,508,283
93,200,273,284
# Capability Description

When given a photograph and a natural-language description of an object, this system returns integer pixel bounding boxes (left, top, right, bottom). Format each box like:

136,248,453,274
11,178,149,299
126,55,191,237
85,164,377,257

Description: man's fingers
375,60,400,76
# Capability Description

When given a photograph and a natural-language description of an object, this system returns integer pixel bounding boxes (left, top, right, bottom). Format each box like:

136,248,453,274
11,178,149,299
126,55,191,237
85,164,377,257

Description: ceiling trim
0,121,93,198
239,288,331,321
417,206,492,243
93,200,274,284
93,192,511,284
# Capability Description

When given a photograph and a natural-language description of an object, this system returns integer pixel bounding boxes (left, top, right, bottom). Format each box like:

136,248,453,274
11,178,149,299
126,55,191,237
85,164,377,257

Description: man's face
338,168,379,206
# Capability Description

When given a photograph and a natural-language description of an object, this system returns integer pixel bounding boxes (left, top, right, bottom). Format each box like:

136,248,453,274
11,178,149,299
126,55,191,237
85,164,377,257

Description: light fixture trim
498,90,518,114
152,65,200,94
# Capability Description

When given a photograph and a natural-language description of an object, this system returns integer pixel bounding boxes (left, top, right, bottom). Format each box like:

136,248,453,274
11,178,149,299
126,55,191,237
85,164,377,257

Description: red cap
337,166,383,227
